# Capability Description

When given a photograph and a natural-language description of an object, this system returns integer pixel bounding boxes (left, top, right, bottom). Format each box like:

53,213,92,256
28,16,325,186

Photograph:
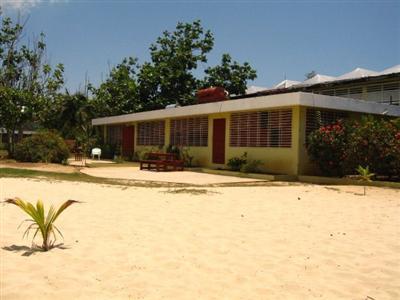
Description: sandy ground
1,178,399,300
81,167,262,184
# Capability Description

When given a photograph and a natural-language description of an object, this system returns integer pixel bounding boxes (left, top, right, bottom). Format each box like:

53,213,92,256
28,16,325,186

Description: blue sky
2,0,399,92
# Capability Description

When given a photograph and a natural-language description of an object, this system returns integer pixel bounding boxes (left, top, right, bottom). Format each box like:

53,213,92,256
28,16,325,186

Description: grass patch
0,167,189,188
85,161,140,168
162,188,219,195
0,167,287,188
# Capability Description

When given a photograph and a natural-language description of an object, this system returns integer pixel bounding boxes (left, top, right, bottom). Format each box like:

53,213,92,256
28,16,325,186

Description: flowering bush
307,117,400,178
345,117,400,177
307,120,348,176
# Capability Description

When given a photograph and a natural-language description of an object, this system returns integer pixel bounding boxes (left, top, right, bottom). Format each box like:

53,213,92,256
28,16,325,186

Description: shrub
307,120,348,176
100,143,116,159
14,131,70,163
241,159,263,173
0,150,8,160
227,152,247,171
307,117,400,178
181,147,194,167
166,144,181,159
344,117,400,177
132,150,146,161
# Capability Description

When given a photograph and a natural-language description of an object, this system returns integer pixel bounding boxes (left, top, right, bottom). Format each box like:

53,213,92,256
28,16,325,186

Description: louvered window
107,125,122,145
305,108,348,139
137,121,165,146
335,89,349,97
170,117,208,146
230,109,292,148
366,85,383,102
348,87,363,100
382,83,400,105
321,90,334,96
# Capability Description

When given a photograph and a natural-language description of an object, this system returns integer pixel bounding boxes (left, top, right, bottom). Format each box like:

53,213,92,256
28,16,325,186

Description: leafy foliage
14,130,70,163
203,53,257,96
356,165,375,195
307,121,348,176
140,20,214,107
5,197,79,251
240,159,263,173
307,117,400,178
91,20,257,115
0,13,64,155
227,152,248,171
344,117,400,177
90,57,141,116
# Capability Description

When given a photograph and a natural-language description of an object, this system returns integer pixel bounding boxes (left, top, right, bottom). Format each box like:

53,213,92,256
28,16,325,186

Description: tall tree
139,20,214,107
0,13,64,154
203,53,257,96
92,20,258,116
90,57,140,117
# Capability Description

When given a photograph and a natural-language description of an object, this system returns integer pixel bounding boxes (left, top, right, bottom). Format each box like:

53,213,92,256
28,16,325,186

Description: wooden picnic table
139,152,184,172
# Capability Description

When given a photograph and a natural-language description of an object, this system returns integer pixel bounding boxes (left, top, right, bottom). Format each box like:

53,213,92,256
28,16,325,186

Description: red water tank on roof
196,87,228,104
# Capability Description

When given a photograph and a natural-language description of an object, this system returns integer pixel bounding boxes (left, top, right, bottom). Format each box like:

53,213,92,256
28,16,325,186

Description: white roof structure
300,74,336,85
336,68,379,80
274,80,300,89
92,92,400,126
379,64,400,76
245,85,268,94
245,64,399,95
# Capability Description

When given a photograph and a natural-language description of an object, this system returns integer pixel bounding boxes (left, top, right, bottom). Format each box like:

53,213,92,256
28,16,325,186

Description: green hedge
307,116,400,178
14,131,70,164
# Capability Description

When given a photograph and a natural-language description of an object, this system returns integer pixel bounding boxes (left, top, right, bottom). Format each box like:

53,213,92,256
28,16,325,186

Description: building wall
309,77,400,105
99,104,377,176
120,107,302,175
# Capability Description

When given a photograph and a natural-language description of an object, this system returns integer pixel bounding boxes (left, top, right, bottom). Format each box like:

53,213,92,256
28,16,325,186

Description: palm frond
4,197,79,251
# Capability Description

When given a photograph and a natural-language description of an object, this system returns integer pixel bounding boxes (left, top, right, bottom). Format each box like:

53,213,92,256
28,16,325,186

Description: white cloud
0,0,67,11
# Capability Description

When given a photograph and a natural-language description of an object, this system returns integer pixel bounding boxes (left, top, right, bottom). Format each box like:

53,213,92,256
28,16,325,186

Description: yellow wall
206,110,301,175
102,106,304,175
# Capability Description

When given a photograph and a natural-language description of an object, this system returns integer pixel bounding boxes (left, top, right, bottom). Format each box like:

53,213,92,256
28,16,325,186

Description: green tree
138,20,214,108
90,57,140,116
0,13,64,155
43,92,94,139
92,20,258,116
203,53,257,96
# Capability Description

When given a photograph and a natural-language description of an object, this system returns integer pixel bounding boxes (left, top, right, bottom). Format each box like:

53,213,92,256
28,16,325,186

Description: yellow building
92,92,400,175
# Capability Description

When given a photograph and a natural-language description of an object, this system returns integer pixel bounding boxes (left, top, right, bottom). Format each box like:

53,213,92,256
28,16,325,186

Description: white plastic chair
91,148,101,160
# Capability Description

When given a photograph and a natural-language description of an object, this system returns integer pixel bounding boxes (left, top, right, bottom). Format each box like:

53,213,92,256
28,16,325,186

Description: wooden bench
140,152,184,172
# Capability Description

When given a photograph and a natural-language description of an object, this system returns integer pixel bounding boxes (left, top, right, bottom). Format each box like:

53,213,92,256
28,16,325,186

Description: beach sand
1,178,399,299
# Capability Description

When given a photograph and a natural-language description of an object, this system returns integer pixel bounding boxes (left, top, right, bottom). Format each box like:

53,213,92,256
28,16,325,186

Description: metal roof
250,64,399,95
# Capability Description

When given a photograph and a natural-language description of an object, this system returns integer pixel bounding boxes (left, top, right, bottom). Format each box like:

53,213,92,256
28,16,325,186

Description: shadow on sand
2,244,69,256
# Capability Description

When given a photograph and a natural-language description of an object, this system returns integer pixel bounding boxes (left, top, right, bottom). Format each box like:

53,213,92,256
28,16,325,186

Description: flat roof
92,92,400,126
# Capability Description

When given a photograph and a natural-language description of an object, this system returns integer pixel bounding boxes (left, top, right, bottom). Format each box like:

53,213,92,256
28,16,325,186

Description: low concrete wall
297,175,400,189
189,168,400,189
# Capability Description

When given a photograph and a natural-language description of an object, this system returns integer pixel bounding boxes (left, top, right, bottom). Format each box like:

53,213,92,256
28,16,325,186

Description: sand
1,178,399,299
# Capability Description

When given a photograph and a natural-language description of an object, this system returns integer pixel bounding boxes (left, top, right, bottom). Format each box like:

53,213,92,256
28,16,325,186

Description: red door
212,119,226,164
122,125,134,158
